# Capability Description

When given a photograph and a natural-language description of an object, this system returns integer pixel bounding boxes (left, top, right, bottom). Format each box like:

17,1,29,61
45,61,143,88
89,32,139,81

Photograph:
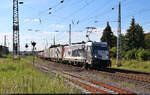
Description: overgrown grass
111,58,150,72
0,55,81,94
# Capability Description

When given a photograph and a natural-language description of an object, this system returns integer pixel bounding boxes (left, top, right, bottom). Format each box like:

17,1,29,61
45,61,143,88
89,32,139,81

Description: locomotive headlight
94,55,97,58
106,56,109,59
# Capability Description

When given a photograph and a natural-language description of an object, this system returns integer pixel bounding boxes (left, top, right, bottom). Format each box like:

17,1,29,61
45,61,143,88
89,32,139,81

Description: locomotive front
87,42,111,67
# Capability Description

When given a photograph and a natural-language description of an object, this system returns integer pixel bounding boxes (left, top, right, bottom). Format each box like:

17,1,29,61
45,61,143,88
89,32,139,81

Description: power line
123,8,150,20
65,0,96,19
79,0,113,23
38,1,64,17
78,0,128,26
56,0,96,25
51,0,78,14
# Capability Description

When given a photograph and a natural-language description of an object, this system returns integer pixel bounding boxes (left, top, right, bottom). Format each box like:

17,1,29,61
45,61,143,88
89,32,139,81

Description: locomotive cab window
93,46,108,55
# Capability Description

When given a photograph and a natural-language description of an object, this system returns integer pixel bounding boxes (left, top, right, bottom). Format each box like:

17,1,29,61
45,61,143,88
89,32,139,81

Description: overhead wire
65,0,96,19
36,0,84,20
21,0,66,26
79,0,113,23
79,0,112,22
28,0,148,33
77,0,128,26
121,0,150,19
44,0,79,22
54,0,126,34
55,0,97,25
76,0,131,35
120,0,150,29
37,1,62,17
123,8,150,20
31,0,84,26
51,0,80,14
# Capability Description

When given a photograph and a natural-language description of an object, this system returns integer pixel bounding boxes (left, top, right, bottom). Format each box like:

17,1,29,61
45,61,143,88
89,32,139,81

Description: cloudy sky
0,0,150,51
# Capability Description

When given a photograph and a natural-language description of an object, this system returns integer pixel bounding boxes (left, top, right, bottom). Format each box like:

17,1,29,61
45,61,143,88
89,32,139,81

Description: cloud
33,18,40,22
93,28,104,32
23,19,30,23
23,18,41,23
144,29,150,33
51,24,64,29
146,24,150,26
92,27,127,36
39,31,57,34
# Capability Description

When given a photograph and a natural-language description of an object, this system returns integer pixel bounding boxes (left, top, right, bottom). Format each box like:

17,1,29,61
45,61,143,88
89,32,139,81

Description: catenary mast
116,2,122,67
13,0,23,60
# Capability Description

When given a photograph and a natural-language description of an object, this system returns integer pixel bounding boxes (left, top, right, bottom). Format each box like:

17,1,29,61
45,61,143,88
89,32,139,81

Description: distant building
0,45,9,57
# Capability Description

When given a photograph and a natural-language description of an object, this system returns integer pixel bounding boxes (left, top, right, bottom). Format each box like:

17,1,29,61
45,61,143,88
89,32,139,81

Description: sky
0,0,150,51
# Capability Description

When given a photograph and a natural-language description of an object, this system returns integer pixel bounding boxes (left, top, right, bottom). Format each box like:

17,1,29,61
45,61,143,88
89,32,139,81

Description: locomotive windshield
93,46,108,51
92,45,108,57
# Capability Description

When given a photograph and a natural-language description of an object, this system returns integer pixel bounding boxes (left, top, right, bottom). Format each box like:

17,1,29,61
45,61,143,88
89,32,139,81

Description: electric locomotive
63,41,111,68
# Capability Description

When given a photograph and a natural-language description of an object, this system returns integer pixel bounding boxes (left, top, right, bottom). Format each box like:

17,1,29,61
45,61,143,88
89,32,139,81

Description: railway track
41,58,150,84
92,68,150,84
39,58,150,85
108,68,150,75
33,62,136,94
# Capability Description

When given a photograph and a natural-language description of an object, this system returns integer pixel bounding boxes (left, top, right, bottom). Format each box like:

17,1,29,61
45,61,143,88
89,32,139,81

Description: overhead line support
116,2,122,67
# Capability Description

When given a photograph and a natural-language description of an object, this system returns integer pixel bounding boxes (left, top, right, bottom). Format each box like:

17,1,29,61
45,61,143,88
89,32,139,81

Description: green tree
135,24,145,48
144,33,150,49
124,18,145,51
101,22,117,48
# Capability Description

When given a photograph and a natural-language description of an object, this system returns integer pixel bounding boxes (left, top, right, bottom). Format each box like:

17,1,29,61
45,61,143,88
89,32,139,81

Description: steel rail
33,62,136,94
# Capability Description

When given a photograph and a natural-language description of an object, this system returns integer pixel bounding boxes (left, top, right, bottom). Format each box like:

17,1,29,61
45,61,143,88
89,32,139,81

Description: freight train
38,41,111,68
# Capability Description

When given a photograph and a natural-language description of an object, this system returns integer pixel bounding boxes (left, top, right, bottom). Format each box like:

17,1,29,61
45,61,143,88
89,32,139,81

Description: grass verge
0,55,81,94
111,58,150,72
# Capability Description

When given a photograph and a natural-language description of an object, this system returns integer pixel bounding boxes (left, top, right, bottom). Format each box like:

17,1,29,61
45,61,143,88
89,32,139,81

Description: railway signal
25,43,28,49
25,43,28,51
25,43,28,56
31,41,36,65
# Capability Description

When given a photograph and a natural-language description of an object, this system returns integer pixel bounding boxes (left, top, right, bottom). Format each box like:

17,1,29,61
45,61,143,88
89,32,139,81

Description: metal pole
53,36,55,45
31,41,36,65
13,0,21,61
33,47,35,65
116,2,122,67
69,24,71,45
4,36,7,55
4,36,6,47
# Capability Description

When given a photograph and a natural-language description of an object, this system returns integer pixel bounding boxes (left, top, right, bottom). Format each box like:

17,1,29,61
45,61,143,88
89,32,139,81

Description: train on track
38,41,111,68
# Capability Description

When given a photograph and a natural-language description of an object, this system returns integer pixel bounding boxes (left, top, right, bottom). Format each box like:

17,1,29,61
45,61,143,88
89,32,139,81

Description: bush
110,47,126,58
137,49,150,61
123,48,150,61
124,48,137,60
110,47,117,58
121,50,126,58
